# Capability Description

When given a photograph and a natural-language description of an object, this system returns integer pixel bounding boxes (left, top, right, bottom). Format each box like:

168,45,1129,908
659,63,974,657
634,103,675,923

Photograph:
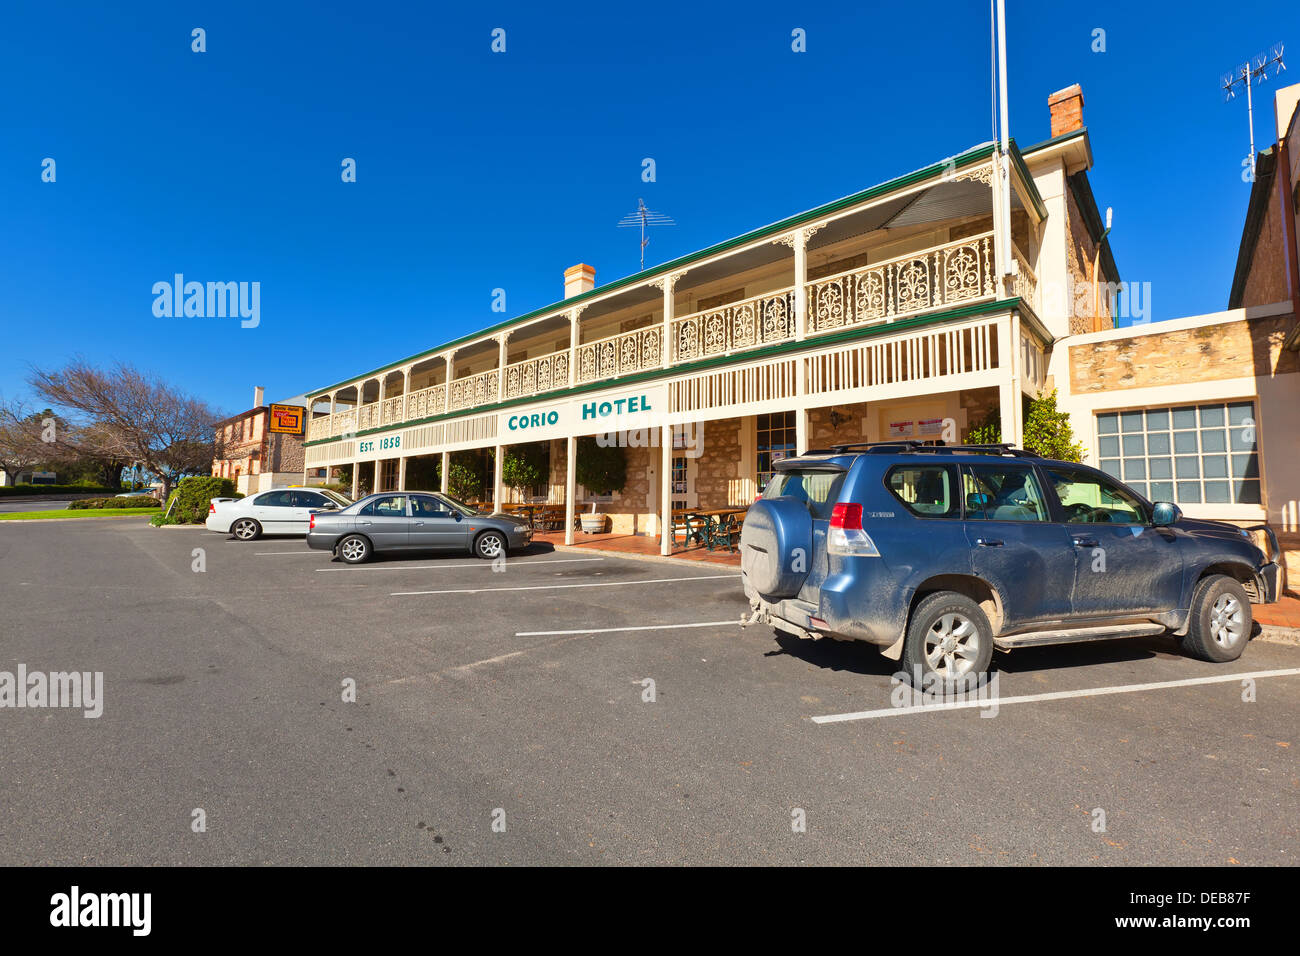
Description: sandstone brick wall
1065,184,1113,335
695,416,742,509
1238,185,1289,308
270,433,305,473
1069,315,1300,393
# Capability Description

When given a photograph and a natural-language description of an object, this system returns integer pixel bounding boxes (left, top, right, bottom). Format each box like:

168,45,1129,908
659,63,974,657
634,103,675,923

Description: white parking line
391,573,738,597
811,667,1300,724
516,620,740,636
317,557,606,572
254,551,319,556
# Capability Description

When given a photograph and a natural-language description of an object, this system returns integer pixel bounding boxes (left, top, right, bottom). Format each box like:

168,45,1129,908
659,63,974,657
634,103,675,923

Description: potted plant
575,437,626,533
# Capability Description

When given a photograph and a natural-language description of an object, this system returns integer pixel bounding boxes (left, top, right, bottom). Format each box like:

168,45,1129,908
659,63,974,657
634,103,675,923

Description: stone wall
695,416,743,510
1064,183,1114,335
1069,315,1300,394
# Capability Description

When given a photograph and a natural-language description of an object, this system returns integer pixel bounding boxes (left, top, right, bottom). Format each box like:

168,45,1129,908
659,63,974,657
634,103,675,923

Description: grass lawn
0,508,161,521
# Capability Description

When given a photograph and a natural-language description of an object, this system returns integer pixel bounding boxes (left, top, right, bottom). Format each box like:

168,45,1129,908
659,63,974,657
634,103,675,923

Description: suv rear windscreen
762,470,844,520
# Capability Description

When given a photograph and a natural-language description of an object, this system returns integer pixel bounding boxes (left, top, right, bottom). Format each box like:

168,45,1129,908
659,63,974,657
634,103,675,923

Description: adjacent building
212,387,308,495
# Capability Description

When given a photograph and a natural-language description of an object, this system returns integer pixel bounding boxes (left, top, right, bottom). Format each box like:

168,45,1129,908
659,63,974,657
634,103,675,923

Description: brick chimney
564,263,595,299
253,386,265,408
1048,84,1085,138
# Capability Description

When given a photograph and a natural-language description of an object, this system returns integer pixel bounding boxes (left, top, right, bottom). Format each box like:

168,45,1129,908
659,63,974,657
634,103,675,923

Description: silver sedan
305,491,533,564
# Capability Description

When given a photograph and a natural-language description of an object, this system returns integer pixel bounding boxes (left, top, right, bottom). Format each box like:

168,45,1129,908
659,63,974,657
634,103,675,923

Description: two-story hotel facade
300,87,1118,554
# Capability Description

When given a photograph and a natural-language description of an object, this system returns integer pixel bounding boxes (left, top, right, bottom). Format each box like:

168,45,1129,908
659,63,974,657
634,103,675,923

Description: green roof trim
300,141,1009,399
304,297,1029,448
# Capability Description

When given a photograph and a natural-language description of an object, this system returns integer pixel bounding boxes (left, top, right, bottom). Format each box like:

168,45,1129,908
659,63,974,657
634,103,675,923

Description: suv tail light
828,502,881,557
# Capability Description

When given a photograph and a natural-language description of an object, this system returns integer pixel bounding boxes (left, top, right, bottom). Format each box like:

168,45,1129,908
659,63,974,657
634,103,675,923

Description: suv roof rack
803,441,1041,458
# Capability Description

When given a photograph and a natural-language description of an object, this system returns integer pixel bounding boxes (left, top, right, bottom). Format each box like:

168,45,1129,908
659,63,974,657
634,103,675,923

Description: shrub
964,390,1085,463
164,476,240,524
69,496,160,510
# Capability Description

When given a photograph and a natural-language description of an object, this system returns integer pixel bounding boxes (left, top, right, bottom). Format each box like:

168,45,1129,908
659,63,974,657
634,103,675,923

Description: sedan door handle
414,521,424,527
359,520,372,526
975,538,1003,547
1072,537,1099,548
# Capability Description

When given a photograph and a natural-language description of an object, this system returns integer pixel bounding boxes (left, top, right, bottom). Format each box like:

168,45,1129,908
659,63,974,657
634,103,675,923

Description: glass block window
1097,402,1259,505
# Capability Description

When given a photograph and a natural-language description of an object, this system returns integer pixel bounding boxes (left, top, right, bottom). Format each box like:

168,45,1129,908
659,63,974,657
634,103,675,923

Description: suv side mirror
1152,501,1181,527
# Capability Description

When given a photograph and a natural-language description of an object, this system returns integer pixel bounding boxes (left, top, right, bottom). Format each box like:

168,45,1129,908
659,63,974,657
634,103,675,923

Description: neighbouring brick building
1056,82,1300,593
212,387,307,496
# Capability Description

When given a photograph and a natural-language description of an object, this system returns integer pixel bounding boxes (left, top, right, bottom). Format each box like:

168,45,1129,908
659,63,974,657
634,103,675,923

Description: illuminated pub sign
268,404,306,435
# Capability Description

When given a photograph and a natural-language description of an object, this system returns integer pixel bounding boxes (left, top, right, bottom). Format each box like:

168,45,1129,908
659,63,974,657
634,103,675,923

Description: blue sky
2,0,1294,417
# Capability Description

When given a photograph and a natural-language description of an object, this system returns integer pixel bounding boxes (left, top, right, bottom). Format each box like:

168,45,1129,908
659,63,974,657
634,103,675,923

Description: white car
206,487,352,540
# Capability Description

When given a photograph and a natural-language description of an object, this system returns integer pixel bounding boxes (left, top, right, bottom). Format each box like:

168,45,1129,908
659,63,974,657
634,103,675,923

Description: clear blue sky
3,0,1294,417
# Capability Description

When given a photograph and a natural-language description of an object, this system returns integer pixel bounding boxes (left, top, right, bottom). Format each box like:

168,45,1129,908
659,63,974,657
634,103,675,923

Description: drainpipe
1092,207,1113,330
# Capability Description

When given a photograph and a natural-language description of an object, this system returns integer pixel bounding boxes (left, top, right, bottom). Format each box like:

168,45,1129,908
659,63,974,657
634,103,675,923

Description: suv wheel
337,534,371,565
1181,574,1251,663
232,518,261,541
902,592,994,688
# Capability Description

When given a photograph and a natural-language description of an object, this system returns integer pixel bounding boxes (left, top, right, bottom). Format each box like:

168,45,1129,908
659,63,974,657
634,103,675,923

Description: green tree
963,389,1084,462
502,442,547,495
446,450,483,500
576,437,627,495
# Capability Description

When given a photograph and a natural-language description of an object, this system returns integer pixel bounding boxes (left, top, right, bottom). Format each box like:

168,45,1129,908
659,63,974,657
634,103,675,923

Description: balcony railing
406,383,446,420
309,233,1019,441
671,287,796,362
380,395,404,425
506,351,570,399
448,368,499,411
807,232,994,336
1011,245,1040,315
576,327,662,384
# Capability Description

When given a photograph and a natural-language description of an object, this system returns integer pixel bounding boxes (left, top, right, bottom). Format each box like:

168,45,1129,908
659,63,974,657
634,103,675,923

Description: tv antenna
1221,42,1286,180
617,198,674,272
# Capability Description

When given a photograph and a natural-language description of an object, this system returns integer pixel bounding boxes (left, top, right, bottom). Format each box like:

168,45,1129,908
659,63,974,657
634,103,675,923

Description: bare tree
28,360,226,500
0,399,59,485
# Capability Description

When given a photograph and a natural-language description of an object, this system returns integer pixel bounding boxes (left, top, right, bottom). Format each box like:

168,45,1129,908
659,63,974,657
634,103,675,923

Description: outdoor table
691,507,749,551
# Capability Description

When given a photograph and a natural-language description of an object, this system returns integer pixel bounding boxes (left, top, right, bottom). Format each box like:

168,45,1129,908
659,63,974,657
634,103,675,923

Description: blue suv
740,442,1281,686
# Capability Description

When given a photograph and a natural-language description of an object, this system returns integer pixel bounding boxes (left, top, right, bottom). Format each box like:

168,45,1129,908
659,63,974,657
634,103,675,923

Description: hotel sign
268,404,306,435
502,384,667,440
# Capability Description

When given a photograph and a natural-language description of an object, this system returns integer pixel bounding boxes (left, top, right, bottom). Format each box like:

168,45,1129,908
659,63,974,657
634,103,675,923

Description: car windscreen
320,489,352,506
762,469,844,521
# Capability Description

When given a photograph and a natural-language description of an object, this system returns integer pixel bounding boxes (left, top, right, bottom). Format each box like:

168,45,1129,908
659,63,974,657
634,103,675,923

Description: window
757,411,796,488
962,465,1048,522
886,465,959,518
1097,402,1259,505
379,459,400,492
410,496,450,518
360,495,407,517
292,491,335,509
671,455,689,511
255,490,294,507
1044,468,1146,525
761,469,844,521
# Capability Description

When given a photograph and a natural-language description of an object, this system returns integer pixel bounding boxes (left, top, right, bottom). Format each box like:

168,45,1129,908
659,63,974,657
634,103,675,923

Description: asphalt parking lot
2,517,1298,865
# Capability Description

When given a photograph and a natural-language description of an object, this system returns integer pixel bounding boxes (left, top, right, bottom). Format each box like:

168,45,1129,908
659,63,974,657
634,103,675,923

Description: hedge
163,476,242,524
69,496,161,510
0,484,120,497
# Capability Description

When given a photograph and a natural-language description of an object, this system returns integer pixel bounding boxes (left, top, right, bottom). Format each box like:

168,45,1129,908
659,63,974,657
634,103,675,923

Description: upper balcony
306,149,1046,443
